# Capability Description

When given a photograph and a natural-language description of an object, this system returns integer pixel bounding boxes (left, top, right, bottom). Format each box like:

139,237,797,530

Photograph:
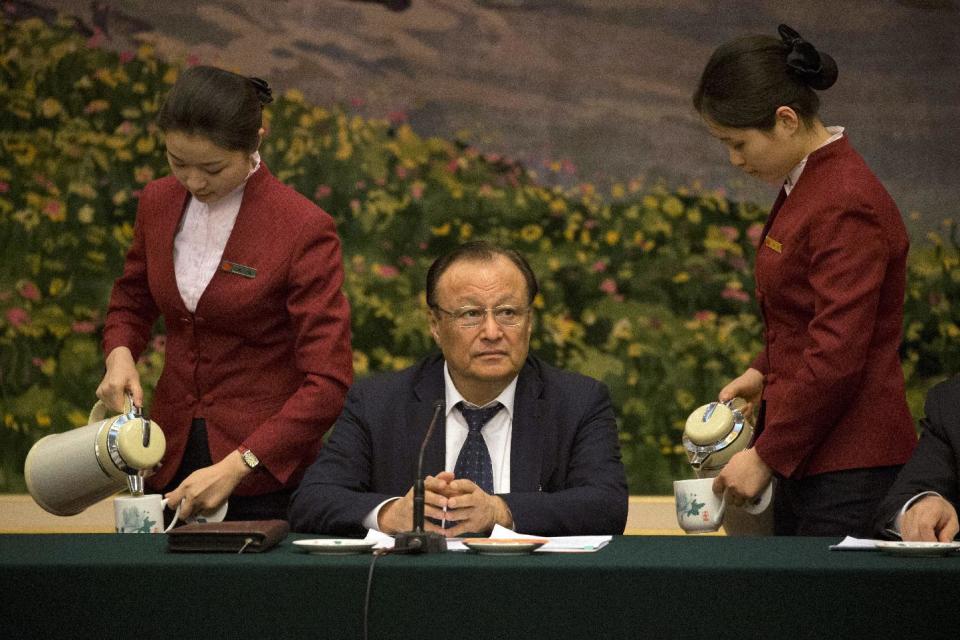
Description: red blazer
103,165,353,495
751,135,916,478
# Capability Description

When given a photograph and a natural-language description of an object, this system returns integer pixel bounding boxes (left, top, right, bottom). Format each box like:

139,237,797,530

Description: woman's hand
718,367,764,420
712,448,772,507
164,451,251,519
96,347,143,412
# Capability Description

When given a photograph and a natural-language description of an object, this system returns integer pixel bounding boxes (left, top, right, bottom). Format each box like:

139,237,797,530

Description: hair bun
248,77,274,105
777,24,838,90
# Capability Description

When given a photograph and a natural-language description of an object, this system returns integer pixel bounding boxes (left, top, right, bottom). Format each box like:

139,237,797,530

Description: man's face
430,255,532,400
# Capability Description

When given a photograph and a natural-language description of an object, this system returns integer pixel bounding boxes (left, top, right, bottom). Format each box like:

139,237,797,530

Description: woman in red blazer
693,26,916,536
97,67,352,522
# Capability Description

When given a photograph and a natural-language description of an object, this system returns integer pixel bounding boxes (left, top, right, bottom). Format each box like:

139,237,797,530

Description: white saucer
292,538,376,554
875,540,960,557
462,538,548,555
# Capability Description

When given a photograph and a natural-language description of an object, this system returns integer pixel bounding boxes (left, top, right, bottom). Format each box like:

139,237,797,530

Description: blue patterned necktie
453,401,502,494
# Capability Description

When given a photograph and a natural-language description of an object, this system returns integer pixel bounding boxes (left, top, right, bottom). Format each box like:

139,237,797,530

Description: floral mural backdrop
1,8,958,493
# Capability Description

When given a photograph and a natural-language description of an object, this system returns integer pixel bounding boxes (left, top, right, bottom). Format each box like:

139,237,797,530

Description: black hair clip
778,24,838,90
248,76,274,105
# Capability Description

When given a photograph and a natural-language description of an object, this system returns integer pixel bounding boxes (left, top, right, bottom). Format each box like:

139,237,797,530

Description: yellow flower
35,411,52,428
77,205,95,224
431,222,452,237
49,278,66,296
68,410,89,427
672,272,690,283
162,68,179,84
459,223,473,241
112,191,129,205
947,324,960,338
136,137,155,154
41,98,62,118
549,199,567,214
40,359,56,376
532,293,545,309
353,350,369,376
605,230,620,245
612,318,633,340
520,224,543,243
686,208,702,224
285,89,306,104
662,196,684,217
611,183,626,199
675,389,695,410
627,342,643,358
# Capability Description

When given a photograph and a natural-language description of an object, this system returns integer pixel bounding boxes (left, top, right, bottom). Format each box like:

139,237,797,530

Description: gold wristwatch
238,445,260,470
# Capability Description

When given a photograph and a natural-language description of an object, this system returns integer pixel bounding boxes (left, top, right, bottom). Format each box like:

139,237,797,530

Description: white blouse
173,153,260,312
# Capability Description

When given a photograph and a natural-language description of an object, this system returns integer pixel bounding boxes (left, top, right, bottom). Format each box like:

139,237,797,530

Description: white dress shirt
173,153,261,312
362,364,518,531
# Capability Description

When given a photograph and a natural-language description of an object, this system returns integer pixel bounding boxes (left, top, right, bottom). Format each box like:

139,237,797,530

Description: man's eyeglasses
432,305,530,328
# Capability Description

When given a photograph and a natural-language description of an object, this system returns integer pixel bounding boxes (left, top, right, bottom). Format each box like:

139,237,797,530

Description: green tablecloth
1,533,957,639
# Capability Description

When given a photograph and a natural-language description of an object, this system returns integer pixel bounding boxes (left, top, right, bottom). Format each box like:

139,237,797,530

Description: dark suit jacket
874,375,960,536
288,353,629,536
751,135,916,478
103,165,353,495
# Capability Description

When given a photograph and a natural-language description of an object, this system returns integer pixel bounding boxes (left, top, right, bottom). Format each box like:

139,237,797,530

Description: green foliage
2,17,957,493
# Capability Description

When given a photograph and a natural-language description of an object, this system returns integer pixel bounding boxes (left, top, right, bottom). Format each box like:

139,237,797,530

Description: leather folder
167,519,289,553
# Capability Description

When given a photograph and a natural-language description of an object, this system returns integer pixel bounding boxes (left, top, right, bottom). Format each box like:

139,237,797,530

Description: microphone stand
394,399,447,553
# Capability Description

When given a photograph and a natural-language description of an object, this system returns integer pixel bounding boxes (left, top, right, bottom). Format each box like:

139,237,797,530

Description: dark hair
693,25,838,130
157,66,273,153
426,241,539,308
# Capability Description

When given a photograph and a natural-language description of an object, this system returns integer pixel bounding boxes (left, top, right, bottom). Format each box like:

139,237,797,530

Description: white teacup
114,494,228,533
674,478,726,533
742,481,773,515
114,494,177,533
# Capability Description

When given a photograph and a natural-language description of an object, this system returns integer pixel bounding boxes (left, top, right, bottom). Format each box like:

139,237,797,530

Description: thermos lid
685,402,737,446
115,418,166,470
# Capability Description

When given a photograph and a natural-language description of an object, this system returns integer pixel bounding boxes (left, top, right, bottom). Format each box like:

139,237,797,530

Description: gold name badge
764,236,783,254
221,261,257,278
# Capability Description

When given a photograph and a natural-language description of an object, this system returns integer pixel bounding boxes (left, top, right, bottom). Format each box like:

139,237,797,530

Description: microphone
394,398,447,553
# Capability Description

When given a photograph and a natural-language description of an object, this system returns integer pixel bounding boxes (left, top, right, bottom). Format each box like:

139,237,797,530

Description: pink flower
395,165,408,180
350,97,365,108
43,200,64,220
484,153,502,164
720,226,739,241
591,260,606,272
728,256,748,272
315,184,332,199
583,219,597,229
17,281,40,301
446,159,459,174
355,180,367,190
747,223,764,245
71,321,96,334
186,54,201,66
599,278,618,294
349,199,361,212
5,307,30,328
119,50,135,64
694,311,714,322
419,242,428,250
117,120,134,135
399,256,414,267
411,183,425,200
562,159,577,175
388,110,407,125
0,181,8,192
374,264,399,279
721,287,751,303
374,177,386,187
86,27,105,49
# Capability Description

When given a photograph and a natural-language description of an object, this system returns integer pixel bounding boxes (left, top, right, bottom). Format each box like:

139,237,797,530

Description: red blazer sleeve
102,183,162,361
240,212,353,485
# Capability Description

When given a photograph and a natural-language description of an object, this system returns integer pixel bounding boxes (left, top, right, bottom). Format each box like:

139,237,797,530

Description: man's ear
428,310,440,343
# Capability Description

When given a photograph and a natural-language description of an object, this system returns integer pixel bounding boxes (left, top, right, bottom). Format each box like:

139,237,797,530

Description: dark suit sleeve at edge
288,382,395,535
501,381,628,536
873,380,960,537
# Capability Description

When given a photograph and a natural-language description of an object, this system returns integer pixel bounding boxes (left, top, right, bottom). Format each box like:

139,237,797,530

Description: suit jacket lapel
409,356,447,478
510,359,544,492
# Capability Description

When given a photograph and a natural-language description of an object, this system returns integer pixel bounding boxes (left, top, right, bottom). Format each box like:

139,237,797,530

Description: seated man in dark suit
289,241,628,537
874,375,960,541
